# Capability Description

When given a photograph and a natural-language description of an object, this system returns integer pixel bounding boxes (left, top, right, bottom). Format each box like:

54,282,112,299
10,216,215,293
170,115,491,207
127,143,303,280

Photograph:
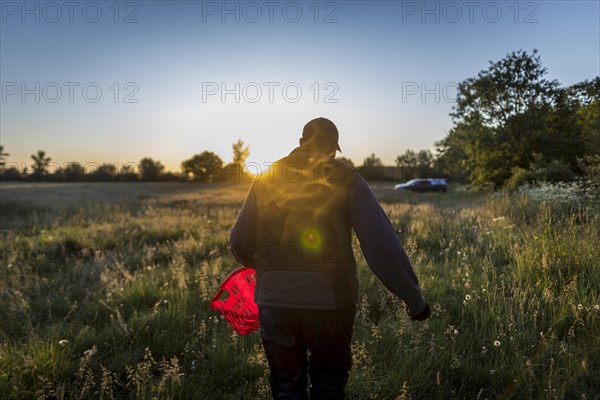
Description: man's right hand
408,303,430,321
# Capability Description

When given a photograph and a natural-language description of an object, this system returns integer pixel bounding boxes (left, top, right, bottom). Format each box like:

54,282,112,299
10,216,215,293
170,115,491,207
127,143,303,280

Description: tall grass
0,182,598,399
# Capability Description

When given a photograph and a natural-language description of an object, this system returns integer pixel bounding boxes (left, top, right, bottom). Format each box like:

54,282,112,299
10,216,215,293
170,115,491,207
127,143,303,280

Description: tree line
0,143,442,184
0,141,254,183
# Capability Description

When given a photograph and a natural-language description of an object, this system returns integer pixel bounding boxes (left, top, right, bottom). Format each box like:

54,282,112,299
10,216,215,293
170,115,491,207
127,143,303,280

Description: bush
504,158,577,192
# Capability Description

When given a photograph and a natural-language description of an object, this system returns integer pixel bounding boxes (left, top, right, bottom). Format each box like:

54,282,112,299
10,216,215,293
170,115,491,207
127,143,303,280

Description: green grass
1,182,599,399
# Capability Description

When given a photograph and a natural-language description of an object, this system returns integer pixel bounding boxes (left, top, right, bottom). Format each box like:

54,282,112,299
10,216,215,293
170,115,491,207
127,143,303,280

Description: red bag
210,267,259,336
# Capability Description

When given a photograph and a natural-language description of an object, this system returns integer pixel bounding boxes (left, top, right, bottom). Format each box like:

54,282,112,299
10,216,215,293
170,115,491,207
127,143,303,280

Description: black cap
302,117,341,152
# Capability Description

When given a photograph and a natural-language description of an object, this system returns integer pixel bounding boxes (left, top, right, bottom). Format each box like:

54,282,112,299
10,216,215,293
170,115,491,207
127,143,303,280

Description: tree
395,150,433,169
119,164,138,181
395,150,417,168
578,99,600,155
91,163,117,181
0,145,8,167
181,151,223,182
437,49,595,188
31,150,51,180
434,125,472,182
416,150,434,168
62,162,86,181
336,157,355,167
570,78,600,155
2,166,22,181
232,139,250,166
395,149,436,180
451,49,559,129
139,158,165,181
358,153,386,181
223,140,251,183
361,153,383,168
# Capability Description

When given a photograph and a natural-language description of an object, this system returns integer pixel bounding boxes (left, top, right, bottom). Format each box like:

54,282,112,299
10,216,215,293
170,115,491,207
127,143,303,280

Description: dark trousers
258,305,356,400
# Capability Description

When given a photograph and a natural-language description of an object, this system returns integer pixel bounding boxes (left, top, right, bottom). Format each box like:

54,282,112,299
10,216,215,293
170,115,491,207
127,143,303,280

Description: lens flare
301,228,321,250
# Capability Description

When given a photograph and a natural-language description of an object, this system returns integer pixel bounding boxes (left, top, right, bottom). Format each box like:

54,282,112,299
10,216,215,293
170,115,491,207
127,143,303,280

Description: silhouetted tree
0,145,8,167
395,149,436,180
358,153,386,181
2,166,22,180
119,164,138,181
181,151,223,182
223,140,251,183
232,139,250,166
416,150,434,168
336,157,355,167
62,162,86,181
139,158,165,181
92,163,117,181
361,153,383,168
31,150,51,180
395,150,417,168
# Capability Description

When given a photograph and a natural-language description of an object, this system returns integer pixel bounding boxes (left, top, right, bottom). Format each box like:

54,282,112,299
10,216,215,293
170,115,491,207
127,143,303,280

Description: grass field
1,181,599,399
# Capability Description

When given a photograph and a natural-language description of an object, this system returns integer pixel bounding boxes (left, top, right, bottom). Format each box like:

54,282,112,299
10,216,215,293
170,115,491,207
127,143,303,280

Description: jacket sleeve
348,174,427,315
230,184,258,268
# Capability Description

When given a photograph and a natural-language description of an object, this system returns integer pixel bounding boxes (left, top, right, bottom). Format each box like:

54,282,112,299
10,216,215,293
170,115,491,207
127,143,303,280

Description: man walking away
230,117,430,399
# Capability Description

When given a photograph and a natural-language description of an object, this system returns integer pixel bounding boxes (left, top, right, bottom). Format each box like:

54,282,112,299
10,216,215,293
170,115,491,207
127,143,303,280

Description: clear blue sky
1,0,599,172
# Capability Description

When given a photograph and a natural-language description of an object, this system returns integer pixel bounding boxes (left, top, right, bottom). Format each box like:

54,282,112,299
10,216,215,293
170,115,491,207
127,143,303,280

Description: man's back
236,146,360,309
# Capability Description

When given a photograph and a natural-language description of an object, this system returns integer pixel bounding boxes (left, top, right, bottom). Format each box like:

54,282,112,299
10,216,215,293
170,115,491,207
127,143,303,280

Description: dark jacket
230,146,426,314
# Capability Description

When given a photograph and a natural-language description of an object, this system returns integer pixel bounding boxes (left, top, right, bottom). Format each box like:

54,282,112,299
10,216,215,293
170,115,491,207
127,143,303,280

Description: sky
1,0,599,173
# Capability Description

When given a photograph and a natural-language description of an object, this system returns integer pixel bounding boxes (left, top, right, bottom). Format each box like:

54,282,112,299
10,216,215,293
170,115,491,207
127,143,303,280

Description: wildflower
481,346,487,354
445,325,458,337
463,294,472,305
84,347,97,357
58,339,69,346
577,304,583,311
493,340,501,348
594,304,600,312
